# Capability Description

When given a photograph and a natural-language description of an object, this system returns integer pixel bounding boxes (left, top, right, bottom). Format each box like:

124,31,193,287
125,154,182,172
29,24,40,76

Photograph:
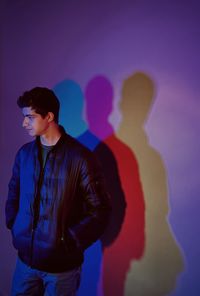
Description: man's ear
47,112,55,123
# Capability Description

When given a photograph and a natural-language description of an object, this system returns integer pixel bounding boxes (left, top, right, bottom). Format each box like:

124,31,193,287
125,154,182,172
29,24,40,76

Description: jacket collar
33,125,68,155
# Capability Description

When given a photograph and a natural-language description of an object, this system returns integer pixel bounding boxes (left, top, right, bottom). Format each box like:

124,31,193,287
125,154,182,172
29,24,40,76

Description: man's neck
40,123,62,146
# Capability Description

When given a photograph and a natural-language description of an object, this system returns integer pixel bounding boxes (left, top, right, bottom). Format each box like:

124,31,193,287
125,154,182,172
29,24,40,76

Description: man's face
22,107,49,137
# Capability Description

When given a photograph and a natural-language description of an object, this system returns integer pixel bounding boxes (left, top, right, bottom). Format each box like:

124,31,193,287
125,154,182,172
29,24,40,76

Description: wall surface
1,1,200,295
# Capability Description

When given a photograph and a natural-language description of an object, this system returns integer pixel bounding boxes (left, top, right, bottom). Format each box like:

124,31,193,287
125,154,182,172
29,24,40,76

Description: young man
5,87,111,296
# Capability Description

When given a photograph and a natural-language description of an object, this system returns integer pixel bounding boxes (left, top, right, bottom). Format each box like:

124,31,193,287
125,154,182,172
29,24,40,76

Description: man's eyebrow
23,114,36,117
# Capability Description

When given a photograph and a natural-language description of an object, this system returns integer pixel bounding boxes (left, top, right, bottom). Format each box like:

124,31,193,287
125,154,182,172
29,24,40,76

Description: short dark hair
17,87,60,123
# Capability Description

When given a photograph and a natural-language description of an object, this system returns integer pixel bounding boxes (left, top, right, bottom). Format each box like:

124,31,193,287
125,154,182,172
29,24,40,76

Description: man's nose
22,117,28,127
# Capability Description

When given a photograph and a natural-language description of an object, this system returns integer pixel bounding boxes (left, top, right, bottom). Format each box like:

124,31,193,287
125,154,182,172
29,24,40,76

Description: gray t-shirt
41,144,54,168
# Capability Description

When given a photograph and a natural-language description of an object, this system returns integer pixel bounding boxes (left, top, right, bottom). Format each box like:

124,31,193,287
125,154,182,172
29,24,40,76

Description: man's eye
24,115,34,120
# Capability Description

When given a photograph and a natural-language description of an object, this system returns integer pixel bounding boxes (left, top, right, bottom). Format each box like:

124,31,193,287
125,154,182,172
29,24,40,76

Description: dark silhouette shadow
84,75,145,296
53,79,126,296
117,72,184,296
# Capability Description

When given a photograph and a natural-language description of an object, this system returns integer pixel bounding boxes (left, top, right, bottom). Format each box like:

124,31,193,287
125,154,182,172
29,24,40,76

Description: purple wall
1,1,200,295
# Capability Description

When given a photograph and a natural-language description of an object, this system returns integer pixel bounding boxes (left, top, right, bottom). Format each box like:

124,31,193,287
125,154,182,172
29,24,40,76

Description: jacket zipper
30,150,49,267
30,228,35,267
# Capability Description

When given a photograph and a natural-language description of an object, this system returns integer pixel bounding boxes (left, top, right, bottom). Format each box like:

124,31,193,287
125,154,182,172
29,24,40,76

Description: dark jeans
11,257,81,296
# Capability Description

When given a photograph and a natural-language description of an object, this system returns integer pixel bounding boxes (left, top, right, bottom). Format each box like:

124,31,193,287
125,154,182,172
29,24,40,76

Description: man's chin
27,130,36,137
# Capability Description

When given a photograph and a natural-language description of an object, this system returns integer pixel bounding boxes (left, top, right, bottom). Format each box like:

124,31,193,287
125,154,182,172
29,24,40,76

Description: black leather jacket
5,127,111,272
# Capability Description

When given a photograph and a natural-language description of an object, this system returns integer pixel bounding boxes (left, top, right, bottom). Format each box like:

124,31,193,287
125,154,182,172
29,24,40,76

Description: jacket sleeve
69,152,111,250
5,151,20,229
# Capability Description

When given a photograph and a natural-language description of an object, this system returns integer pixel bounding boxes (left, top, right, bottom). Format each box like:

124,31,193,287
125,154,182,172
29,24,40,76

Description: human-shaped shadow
117,72,184,296
53,79,126,296
53,80,87,137
84,75,145,296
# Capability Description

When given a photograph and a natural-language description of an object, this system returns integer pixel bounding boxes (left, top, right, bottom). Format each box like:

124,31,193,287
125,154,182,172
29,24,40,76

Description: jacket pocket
61,229,80,253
